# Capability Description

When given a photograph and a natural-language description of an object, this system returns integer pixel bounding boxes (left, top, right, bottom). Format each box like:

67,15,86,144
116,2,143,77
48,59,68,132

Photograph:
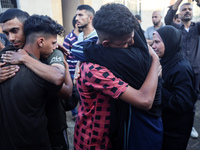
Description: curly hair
93,3,138,38
24,15,65,42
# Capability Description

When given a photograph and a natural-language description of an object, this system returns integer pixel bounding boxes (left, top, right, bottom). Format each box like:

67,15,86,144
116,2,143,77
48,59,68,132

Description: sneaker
191,127,199,139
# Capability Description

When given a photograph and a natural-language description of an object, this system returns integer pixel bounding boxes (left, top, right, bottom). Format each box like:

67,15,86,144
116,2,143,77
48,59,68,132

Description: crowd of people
0,0,199,150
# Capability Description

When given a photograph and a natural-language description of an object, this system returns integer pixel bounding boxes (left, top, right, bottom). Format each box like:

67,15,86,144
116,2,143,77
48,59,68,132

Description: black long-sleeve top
162,59,196,115
164,6,200,74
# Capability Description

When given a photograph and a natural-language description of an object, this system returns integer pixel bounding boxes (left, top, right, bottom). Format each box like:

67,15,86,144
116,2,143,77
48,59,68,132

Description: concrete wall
140,0,170,31
17,0,52,16
61,0,80,37
17,0,64,43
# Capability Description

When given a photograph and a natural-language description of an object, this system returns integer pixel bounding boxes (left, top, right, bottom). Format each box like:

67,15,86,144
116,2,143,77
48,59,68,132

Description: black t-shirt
44,50,67,133
0,33,10,47
0,47,62,150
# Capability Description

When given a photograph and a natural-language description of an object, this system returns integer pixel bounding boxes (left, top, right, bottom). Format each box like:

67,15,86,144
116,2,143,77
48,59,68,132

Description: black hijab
83,25,162,114
156,25,184,80
82,25,162,149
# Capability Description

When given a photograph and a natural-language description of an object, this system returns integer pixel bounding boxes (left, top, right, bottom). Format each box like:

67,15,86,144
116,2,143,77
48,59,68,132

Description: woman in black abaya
152,25,197,150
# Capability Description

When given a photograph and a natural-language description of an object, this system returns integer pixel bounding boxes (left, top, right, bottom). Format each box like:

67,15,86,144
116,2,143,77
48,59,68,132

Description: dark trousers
49,129,69,150
162,110,194,150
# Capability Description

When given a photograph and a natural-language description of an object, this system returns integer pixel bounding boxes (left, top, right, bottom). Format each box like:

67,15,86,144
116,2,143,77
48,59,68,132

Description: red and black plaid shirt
74,62,128,150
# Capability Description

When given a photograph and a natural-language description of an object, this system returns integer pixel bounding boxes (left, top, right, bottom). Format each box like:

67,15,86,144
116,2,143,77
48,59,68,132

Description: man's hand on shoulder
0,62,19,83
1,49,28,65
73,61,81,85
54,43,70,58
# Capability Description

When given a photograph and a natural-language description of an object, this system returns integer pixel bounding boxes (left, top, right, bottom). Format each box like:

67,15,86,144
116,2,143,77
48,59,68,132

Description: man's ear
102,40,110,47
89,15,94,23
37,37,44,48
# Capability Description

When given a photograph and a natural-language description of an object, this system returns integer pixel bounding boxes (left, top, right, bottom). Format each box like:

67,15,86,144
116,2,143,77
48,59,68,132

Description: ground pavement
66,100,200,150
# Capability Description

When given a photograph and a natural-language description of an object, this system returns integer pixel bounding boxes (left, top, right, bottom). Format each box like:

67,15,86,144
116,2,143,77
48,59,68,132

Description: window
0,0,17,13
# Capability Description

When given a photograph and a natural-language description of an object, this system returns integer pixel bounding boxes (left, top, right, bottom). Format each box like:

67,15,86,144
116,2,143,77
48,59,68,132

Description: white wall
17,0,64,43
17,0,53,16
141,0,170,30
62,0,80,36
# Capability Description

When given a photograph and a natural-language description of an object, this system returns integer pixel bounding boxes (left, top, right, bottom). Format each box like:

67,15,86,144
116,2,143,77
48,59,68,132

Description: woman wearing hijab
152,25,197,150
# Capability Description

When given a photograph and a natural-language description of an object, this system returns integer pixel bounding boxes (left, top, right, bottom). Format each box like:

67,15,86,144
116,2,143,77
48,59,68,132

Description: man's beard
153,21,159,26
181,12,192,22
78,24,87,30
182,18,192,22
78,27,83,33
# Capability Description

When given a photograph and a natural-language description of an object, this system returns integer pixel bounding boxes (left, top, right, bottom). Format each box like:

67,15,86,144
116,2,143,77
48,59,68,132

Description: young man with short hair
75,5,97,42
0,9,72,150
0,14,66,150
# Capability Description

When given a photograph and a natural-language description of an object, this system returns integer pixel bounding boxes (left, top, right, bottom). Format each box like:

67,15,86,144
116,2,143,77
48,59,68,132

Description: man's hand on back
1,49,28,65
0,62,19,83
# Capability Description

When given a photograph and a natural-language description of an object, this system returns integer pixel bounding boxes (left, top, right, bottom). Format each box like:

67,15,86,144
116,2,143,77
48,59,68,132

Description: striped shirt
71,36,98,62
63,30,78,78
